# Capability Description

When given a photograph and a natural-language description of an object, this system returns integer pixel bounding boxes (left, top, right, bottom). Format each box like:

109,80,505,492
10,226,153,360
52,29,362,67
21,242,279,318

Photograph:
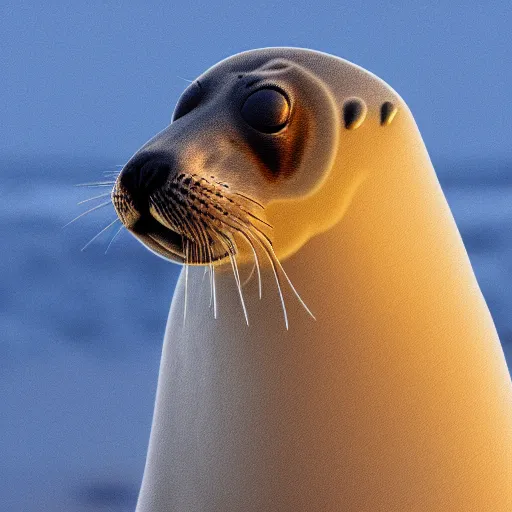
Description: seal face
111,52,341,266
111,49,406,268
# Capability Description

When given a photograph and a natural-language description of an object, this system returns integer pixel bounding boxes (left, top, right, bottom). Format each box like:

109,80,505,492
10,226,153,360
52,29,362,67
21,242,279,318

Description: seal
112,48,512,511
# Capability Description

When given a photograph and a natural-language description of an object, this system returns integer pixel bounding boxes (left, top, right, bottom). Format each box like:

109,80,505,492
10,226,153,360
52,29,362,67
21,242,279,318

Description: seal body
112,49,512,511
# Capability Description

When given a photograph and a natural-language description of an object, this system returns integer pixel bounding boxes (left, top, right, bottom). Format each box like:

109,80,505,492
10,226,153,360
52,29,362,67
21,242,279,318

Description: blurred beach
0,155,511,510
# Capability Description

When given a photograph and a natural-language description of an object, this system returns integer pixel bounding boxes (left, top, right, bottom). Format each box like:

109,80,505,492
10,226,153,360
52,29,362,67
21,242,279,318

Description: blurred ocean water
1,155,511,511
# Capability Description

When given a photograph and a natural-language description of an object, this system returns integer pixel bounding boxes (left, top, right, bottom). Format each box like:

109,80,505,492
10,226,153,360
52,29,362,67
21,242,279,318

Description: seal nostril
140,160,172,192
118,153,174,208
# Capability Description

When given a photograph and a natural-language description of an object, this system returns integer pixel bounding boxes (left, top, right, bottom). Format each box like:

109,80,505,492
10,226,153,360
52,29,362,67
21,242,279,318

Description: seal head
112,50,353,265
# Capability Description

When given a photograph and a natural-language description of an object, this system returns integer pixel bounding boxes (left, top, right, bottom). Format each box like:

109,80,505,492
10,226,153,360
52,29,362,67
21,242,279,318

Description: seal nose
118,152,173,207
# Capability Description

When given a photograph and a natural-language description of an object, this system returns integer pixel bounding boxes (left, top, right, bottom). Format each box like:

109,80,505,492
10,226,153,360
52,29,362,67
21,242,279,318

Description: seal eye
172,82,202,121
241,88,290,133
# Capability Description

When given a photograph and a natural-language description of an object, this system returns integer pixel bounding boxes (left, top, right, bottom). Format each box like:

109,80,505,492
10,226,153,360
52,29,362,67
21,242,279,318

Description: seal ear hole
380,101,398,126
342,97,367,130
241,87,290,134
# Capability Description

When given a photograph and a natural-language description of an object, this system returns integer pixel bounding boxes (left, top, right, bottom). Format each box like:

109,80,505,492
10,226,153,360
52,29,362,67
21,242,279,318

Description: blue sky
2,1,511,162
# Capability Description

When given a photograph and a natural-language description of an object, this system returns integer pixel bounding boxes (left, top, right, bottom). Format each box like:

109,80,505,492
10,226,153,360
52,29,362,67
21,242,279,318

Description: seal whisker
75,184,115,188
183,240,189,326
165,194,202,254
152,190,211,265
213,200,273,248
63,200,112,228
203,206,263,297
189,214,211,265
198,185,272,230
151,193,186,235
228,251,249,326
180,187,222,264
251,231,289,330
181,206,214,280
199,224,216,308
209,193,271,230
251,228,316,321
167,187,210,263
209,263,214,307
105,225,125,254
77,192,111,205
216,216,289,328
75,181,116,187
242,219,273,247
192,199,264,298
211,227,249,326
81,218,120,251
237,229,262,299
192,219,208,267
238,209,273,229
158,187,265,314
184,211,207,264
210,263,217,319
232,192,264,210
222,197,271,228
217,209,293,328
242,262,256,287
196,222,215,287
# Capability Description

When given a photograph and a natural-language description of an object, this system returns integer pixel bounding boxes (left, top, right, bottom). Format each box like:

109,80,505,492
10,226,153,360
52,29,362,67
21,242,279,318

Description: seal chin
130,214,186,263
122,207,232,266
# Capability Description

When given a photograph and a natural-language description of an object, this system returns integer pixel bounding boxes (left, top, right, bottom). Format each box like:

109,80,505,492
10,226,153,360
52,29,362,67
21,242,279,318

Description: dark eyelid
172,81,203,121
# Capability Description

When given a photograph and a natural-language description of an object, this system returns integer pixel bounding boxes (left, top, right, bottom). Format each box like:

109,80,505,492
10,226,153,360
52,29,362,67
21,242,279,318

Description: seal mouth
128,210,233,264
112,172,271,265
131,214,187,261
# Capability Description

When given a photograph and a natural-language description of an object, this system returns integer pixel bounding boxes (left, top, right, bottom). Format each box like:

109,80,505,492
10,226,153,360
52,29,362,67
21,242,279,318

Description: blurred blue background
1,1,511,510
